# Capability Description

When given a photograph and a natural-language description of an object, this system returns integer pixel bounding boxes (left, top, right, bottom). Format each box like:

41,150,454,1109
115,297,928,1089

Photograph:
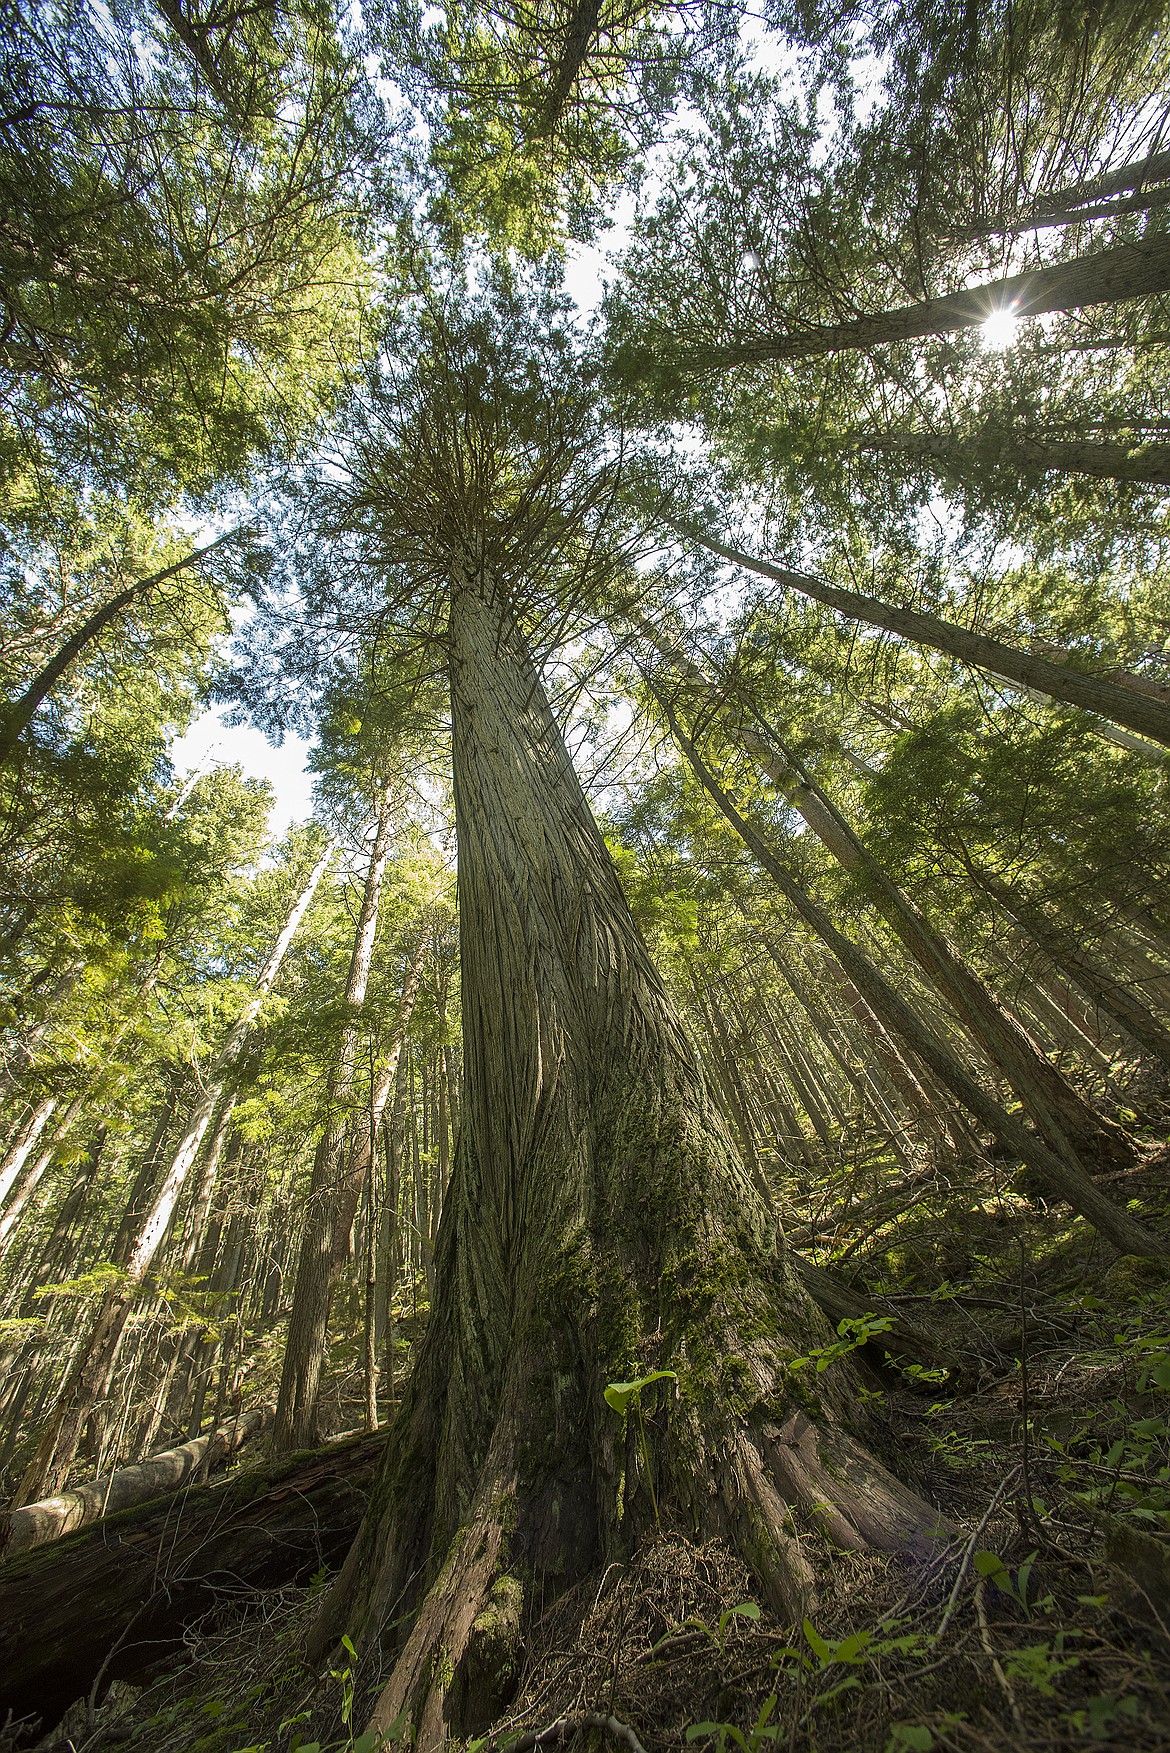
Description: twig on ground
507,1712,649,1753
934,1467,1022,1643
974,1579,1024,1732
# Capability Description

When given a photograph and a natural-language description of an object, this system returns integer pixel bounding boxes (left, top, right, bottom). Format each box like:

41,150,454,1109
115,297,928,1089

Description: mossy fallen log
0,1427,385,1735
0,1405,270,1557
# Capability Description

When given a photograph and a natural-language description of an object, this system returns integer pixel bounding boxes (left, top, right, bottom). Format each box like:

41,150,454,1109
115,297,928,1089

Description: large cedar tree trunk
307,567,944,1748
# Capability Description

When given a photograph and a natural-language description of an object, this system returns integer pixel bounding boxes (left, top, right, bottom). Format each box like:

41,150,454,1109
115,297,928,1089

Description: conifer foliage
1,3,1169,1751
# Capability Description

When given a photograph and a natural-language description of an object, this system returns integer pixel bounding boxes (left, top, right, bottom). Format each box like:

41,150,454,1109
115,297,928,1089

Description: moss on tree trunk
307,569,946,1747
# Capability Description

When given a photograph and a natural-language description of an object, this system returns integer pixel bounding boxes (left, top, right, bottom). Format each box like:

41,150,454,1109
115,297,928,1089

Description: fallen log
1,1404,270,1557
0,1427,385,1735
792,1253,961,1371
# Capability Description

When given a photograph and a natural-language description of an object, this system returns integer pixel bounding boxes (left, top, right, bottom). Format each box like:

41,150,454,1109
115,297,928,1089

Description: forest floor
7,1129,1170,1753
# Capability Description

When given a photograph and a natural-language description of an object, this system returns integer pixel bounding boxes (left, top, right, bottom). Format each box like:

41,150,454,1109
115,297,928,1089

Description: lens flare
981,306,1018,351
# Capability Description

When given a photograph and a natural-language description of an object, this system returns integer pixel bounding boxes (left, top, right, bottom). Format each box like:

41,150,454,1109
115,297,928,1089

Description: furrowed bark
307,567,947,1750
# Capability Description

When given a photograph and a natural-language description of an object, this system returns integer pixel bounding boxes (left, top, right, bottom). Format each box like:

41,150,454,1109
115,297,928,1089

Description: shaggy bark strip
308,569,947,1750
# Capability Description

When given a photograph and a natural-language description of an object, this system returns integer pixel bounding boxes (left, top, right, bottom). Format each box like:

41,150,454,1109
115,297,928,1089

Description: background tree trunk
14,841,335,1505
675,528,1170,748
273,793,397,1452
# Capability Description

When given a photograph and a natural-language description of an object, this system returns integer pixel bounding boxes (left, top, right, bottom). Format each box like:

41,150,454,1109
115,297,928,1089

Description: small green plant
604,1368,676,1528
686,1613,941,1752
972,1550,1050,1614
717,1601,761,1643
885,1727,932,1753
1061,1693,1140,1740
884,1718,965,1753
1000,1634,1080,1697
1128,1331,1170,1392
790,1314,894,1375
900,1362,950,1386
783,1616,927,1706
330,1635,359,1740
686,1692,781,1751
653,1600,761,1654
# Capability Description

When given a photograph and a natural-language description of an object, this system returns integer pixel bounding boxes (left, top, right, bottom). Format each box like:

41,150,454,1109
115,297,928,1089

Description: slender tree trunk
0,1094,58,1206
0,963,82,1099
273,857,428,1454
691,982,769,1166
960,855,1170,1066
533,0,602,134
667,712,1160,1256
306,565,946,1746
0,1094,85,1257
960,147,1170,235
758,951,916,1156
655,230,1170,369
858,428,1170,485
0,529,243,765
135,1107,242,1455
669,530,1170,748
638,615,1133,1165
363,1158,379,1432
14,840,334,1505
379,1060,408,1405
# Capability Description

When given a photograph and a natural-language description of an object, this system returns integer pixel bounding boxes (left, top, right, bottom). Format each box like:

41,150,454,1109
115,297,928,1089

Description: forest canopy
2,3,1170,1752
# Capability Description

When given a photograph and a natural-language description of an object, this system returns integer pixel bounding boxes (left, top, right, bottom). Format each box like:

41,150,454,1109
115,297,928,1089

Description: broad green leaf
803,1618,831,1663
604,1369,677,1415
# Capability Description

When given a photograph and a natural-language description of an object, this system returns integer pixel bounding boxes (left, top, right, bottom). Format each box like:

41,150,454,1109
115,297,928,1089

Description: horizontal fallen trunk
0,1428,385,1734
791,1254,960,1371
0,1405,270,1556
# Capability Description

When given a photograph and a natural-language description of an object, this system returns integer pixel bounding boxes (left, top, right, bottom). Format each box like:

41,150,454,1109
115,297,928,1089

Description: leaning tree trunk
14,840,335,1506
305,565,947,1749
665,712,1160,1257
0,1094,58,1207
533,0,602,136
0,529,242,766
671,527,1170,749
857,428,1170,486
958,147,1170,237
0,1095,85,1258
657,230,1170,370
633,609,1133,1167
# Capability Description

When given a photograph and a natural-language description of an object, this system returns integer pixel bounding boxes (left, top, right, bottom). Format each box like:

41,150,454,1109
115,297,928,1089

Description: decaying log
1,1405,270,1557
0,1428,384,1734
791,1254,961,1370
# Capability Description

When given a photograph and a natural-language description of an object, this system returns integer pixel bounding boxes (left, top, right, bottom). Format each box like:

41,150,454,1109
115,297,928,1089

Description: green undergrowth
15,1131,1170,1753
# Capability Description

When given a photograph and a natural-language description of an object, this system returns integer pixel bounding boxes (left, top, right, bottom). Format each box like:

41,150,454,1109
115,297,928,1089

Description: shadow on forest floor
7,1131,1170,1753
